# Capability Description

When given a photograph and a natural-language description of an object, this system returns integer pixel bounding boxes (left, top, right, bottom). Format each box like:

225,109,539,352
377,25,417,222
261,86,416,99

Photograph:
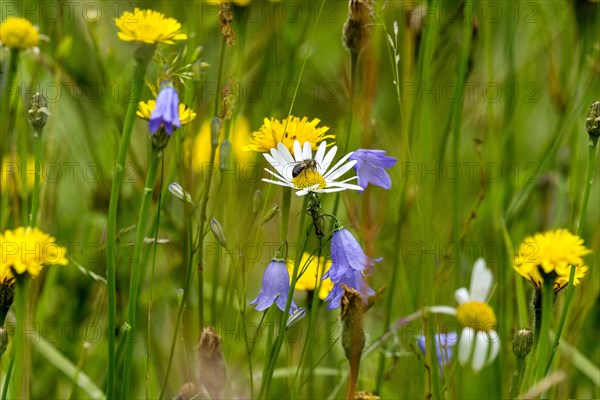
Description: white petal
262,178,293,188
316,187,348,193
326,182,363,191
320,145,338,172
295,189,309,196
277,142,296,164
454,287,470,304
293,141,303,161
472,331,489,372
263,167,288,183
323,152,353,179
314,141,327,165
264,153,285,177
271,147,294,179
487,330,500,365
470,258,493,302
458,327,474,366
302,141,312,160
428,305,457,316
325,159,357,182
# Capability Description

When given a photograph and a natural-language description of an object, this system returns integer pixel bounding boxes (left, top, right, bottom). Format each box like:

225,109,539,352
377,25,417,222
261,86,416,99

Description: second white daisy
263,140,363,196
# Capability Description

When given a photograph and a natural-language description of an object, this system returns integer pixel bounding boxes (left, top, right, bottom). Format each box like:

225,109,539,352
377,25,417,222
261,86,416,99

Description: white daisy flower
262,140,363,196
429,258,500,373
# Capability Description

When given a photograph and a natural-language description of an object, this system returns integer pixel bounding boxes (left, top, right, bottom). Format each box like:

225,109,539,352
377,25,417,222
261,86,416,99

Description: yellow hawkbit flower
287,253,334,300
0,227,68,278
114,8,187,45
514,229,591,291
137,100,197,125
244,116,334,154
0,17,39,50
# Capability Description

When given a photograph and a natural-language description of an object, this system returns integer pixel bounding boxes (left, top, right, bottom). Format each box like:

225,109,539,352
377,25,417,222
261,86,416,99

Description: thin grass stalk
105,56,152,399
28,127,43,228
260,196,310,399
11,277,29,398
159,211,196,400
544,135,598,375
121,146,162,397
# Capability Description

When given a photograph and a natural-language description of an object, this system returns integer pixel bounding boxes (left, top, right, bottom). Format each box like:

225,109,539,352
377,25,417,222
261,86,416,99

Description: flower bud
0,280,15,326
27,92,50,131
168,182,193,204
512,328,534,359
262,204,279,224
586,101,600,137
210,217,227,248
211,117,222,147
219,139,231,171
252,190,262,215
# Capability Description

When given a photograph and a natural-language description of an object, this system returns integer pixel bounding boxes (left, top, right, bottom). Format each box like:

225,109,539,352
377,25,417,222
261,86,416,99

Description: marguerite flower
513,229,591,291
430,258,500,373
0,17,39,50
262,140,363,196
0,227,68,278
114,8,187,45
244,116,334,153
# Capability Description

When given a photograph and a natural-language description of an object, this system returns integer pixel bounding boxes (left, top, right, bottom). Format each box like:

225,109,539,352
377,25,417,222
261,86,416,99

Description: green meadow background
0,0,599,398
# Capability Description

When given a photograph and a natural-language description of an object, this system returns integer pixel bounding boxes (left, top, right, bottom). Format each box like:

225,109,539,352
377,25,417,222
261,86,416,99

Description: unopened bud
210,217,227,248
286,307,306,329
211,117,222,147
512,329,534,358
252,190,262,214
28,92,50,130
586,101,600,137
168,182,193,204
0,280,16,326
219,139,231,171
262,204,280,224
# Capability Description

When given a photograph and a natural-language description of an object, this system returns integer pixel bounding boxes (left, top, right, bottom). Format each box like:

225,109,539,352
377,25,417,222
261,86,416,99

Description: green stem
105,54,152,399
159,212,195,400
426,312,443,400
260,196,310,399
534,282,554,383
509,357,526,399
121,146,161,398
0,347,15,400
544,135,598,375
280,187,292,245
29,128,43,228
0,49,20,157
11,277,29,399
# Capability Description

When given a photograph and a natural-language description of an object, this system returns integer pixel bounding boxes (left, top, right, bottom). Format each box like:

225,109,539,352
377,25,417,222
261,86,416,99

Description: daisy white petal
470,257,493,302
325,159,358,182
302,141,312,160
262,178,293,188
321,145,338,171
487,330,500,365
323,152,354,180
293,141,303,161
458,327,474,366
314,141,327,165
471,331,489,372
454,287,470,304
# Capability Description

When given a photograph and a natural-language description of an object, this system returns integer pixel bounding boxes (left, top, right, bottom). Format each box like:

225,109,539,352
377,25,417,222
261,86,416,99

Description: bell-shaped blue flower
250,260,298,313
349,149,397,190
324,269,375,310
324,228,381,282
149,83,181,135
418,332,458,369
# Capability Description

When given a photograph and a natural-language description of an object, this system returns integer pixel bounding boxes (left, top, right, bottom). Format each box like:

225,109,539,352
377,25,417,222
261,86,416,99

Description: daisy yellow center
291,169,326,190
456,301,497,332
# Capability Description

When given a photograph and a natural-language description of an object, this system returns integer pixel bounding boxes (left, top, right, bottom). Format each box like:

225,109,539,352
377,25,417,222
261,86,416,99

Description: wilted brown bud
196,326,226,399
342,0,373,54
219,3,237,46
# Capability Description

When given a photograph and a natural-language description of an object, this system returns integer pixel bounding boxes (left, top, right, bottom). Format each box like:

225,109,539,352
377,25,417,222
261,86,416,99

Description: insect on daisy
263,140,363,196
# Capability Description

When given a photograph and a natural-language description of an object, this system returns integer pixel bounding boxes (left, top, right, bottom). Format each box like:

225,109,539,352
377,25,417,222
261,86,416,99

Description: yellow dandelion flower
244,116,334,153
114,8,187,45
0,227,68,278
0,17,39,50
287,252,334,300
188,115,254,172
137,100,197,125
514,229,591,290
